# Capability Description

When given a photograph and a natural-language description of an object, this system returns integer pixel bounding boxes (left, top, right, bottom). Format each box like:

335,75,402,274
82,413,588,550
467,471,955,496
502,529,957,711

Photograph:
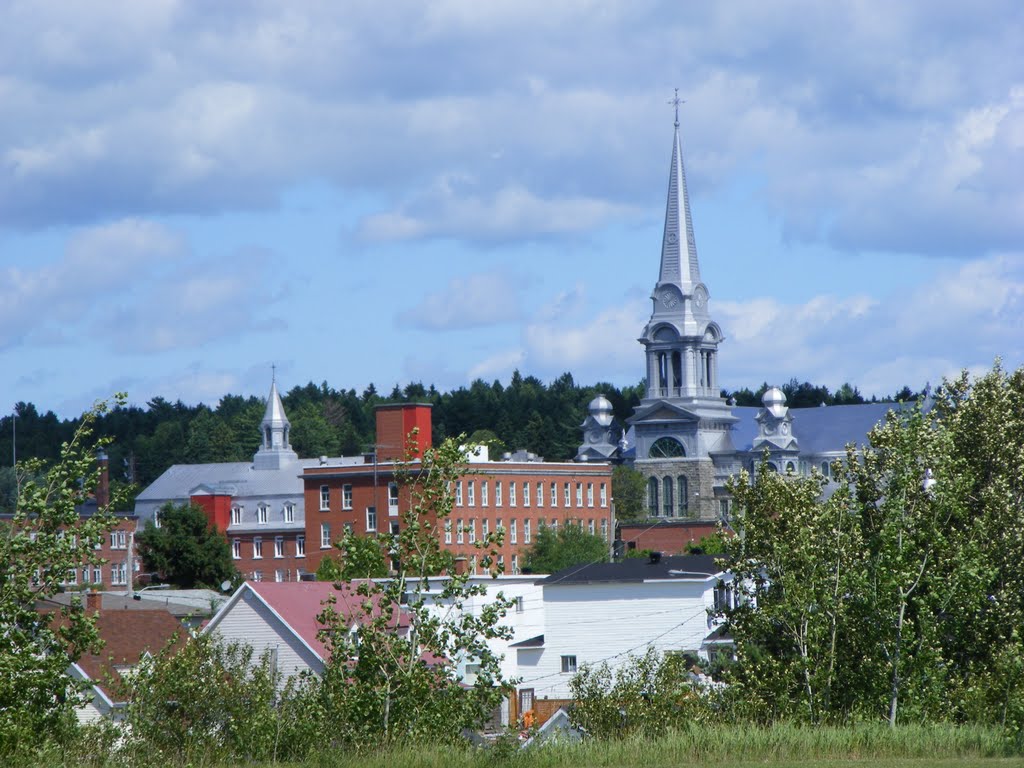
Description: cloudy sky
2,1,1022,417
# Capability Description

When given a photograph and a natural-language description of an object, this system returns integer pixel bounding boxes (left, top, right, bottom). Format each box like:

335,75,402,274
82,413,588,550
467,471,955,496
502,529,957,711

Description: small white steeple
254,370,299,469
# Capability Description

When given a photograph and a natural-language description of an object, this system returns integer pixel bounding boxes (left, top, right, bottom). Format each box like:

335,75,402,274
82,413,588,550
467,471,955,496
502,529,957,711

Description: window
713,581,733,612
92,566,102,584
231,506,242,526
457,518,464,544
586,519,593,535
252,570,263,582
601,518,608,540
470,555,478,574
550,518,558,532
283,503,295,523
232,539,241,559
388,482,399,515
444,519,452,544
253,538,263,559
649,437,686,458
342,484,353,509
456,481,464,507
66,568,78,585
648,477,659,516
320,485,330,511
509,482,517,507
510,518,518,545
512,554,520,575
481,480,489,506
561,655,577,674
576,482,583,507
468,519,476,544
522,482,530,507
587,483,594,507
320,524,331,549
550,482,558,507
821,461,831,478
663,477,674,517
258,504,269,525
274,537,284,558
111,562,127,586
366,506,377,532
600,483,608,507
110,530,127,550
482,518,490,537
563,482,571,506
495,481,503,507
468,480,476,507
536,482,544,507
524,518,531,544
496,518,504,539
678,476,689,515
153,511,161,529
275,569,285,583
497,554,504,571
719,499,730,518
296,536,305,557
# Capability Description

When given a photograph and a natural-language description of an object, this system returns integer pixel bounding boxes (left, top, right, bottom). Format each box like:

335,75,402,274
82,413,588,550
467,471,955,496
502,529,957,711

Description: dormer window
257,505,269,525
230,506,243,526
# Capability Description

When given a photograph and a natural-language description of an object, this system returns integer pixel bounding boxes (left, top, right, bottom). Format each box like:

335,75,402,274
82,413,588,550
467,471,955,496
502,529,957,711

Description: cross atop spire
667,88,684,128
271,363,276,383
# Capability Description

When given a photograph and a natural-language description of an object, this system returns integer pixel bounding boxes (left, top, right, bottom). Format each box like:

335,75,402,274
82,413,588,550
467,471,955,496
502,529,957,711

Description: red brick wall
618,520,720,555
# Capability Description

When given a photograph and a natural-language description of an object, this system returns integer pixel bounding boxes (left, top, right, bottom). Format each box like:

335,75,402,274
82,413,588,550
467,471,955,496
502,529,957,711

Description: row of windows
232,535,306,560
60,562,132,586
248,568,302,583
446,552,523,575
647,476,690,518
455,480,607,509
319,484,399,513
752,459,833,477
230,502,296,526
444,517,610,545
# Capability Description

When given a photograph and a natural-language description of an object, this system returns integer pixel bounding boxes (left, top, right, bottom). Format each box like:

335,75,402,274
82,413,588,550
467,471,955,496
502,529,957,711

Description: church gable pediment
630,401,699,424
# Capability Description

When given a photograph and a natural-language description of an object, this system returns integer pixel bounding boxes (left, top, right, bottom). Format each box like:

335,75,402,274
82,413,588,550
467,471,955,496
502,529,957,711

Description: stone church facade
578,113,906,524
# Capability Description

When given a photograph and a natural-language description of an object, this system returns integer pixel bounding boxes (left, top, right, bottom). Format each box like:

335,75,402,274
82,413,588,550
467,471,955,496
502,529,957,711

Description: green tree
334,530,389,580
136,501,238,589
183,409,240,463
308,435,513,748
612,465,646,521
0,396,126,753
524,522,609,574
290,402,341,458
723,456,864,723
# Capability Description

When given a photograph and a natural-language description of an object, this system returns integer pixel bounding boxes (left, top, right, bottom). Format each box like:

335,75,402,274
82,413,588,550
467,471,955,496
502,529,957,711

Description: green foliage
0,395,126,756
569,648,711,739
524,521,608,574
685,530,728,555
304,434,515,749
290,401,342,458
611,465,646,521
335,530,390,580
120,631,309,764
135,501,237,589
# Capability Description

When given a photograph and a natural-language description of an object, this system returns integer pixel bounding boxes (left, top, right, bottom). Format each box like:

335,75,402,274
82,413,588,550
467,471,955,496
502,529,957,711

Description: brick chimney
96,449,110,509
453,556,469,576
375,404,433,461
86,590,102,613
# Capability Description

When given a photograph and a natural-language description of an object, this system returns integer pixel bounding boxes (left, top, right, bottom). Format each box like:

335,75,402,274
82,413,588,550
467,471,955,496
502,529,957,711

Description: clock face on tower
660,289,679,309
694,285,707,309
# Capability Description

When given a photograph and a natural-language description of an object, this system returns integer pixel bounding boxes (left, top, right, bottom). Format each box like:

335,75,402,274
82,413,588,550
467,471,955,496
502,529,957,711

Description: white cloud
398,270,529,330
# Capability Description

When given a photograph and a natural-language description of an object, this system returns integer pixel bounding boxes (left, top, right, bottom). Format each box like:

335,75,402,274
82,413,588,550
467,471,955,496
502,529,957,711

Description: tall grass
291,723,1015,768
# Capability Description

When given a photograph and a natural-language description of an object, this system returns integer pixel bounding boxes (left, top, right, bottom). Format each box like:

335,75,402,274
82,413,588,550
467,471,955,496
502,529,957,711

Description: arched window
678,476,689,515
662,477,674,517
649,437,686,458
766,462,779,473
785,461,796,474
821,461,831,478
647,477,659,516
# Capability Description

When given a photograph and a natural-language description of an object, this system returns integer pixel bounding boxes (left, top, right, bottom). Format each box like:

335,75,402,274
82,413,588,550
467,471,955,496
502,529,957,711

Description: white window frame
576,482,583,507
274,536,284,558
253,538,263,559
455,481,463,507
468,519,476,544
481,480,489,506
258,504,269,525
601,518,608,540
296,536,305,557
550,482,558,507
366,506,377,532
510,518,518,545
275,569,285,583
388,482,399,515
319,485,330,511
283,503,295,523
524,518,531,544
320,524,331,549
588,519,595,535
482,518,490,538
444,519,452,544
495,481,503,507
510,483,517,507
232,539,241,559
561,655,577,674
342,484,353,510
512,554,520,575
457,518,465,545
468,480,476,507
600,483,608,507
522,482,530,508
536,482,544,507
231,506,242,526
563,483,571,507
587,483,594,507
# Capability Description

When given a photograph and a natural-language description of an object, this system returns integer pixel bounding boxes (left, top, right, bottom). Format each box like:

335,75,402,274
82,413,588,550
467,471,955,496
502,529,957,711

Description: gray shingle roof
538,554,723,585
731,402,903,454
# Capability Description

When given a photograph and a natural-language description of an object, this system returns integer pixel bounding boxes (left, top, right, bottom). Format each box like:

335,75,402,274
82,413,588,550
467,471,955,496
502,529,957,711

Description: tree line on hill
0,372,925,511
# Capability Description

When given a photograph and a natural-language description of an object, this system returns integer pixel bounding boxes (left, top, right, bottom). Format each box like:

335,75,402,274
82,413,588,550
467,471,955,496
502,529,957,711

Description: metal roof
538,554,723,586
730,401,904,455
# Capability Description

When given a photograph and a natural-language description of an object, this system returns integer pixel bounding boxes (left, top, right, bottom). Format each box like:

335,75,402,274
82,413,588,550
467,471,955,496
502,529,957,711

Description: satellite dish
220,580,233,593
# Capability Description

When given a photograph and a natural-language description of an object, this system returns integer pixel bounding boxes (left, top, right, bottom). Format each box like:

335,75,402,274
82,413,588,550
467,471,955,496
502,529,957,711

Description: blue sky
2,1,1022,417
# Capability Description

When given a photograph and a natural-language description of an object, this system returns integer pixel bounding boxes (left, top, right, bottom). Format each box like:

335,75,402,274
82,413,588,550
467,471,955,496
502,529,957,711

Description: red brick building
302,404,613,575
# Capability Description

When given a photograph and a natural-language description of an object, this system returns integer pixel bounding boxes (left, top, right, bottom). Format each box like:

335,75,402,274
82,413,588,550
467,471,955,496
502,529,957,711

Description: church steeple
253,374,298,469
639,104,724,402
